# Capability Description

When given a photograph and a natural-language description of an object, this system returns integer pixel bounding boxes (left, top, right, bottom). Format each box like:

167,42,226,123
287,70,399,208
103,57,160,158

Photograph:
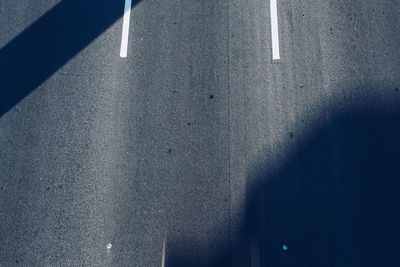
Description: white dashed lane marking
120,0,132,58
270,0,280,60
161,237,166,267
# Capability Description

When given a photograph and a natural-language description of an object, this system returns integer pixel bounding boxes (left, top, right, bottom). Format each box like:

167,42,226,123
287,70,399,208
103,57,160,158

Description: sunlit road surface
1,0,400,266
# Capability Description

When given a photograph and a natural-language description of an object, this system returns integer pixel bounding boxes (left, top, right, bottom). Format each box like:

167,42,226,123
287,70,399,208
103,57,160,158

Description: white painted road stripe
120,0,132,58
161,237,166,267
270,0,280,60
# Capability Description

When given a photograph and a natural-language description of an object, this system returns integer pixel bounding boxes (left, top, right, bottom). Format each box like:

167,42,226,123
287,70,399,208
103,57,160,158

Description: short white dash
161,237,166,267
270,0,280,60
120,0,132,58
107,243,112,250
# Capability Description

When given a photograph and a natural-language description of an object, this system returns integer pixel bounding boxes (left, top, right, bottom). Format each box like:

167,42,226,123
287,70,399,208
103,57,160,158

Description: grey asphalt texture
1,0,400,266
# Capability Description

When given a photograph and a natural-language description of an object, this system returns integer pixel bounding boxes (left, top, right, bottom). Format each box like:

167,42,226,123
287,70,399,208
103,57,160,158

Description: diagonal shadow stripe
0,0,141,117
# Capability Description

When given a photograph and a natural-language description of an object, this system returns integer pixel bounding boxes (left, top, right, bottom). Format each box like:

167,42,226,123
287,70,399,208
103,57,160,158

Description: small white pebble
282,244,288,251
107,243,112,250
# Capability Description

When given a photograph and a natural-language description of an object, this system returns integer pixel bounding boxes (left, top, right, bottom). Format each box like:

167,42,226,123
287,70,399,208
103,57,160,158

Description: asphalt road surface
1,0,400,266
